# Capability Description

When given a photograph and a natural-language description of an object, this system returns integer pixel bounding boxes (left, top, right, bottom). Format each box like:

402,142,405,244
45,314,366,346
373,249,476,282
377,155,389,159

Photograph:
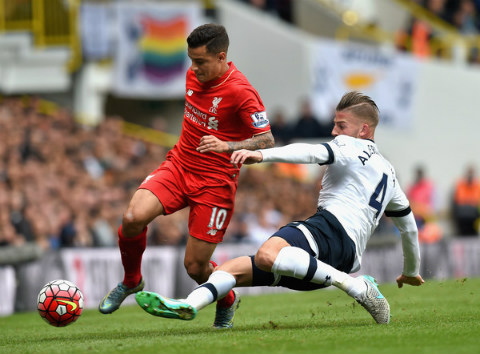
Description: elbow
254,131,275,149
265,132,275,148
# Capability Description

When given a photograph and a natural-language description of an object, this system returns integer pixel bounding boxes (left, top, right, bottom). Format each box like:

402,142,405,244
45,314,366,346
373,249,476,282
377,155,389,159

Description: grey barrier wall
359,237,480,282
1,238,479,317
0,266,15,316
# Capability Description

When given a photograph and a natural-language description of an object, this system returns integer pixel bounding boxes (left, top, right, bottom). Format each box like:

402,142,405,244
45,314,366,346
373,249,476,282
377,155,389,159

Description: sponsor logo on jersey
187,89,193,96
207,117,219,130
251,111,269,128
209,97,222,114
185,101,208,127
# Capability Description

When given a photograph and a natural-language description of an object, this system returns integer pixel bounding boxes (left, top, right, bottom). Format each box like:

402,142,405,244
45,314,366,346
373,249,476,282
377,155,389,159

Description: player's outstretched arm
197,131,274,154
396,274,425,288
230,149,263,168
389,212,423,288
226,131,274,152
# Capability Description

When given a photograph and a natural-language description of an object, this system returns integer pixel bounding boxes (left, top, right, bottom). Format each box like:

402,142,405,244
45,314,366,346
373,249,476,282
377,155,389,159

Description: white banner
60,247,178,309
311,39,420,129
80,3,113,60
113,2,202,98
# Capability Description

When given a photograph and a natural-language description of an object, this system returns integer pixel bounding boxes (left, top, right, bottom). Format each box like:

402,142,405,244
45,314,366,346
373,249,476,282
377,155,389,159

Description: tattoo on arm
226,131,274,153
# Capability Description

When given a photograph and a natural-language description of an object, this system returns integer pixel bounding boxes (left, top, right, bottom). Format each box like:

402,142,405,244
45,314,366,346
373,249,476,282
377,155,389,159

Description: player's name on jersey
358,144,378,166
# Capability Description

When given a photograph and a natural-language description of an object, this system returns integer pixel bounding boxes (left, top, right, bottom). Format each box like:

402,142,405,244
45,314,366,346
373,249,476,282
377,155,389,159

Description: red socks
118,226,147,288
117,232,235,308
210,260,236,308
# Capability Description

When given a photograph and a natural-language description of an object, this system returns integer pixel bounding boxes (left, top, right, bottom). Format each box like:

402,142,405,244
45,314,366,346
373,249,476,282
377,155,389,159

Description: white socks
183,246,368,312
184,270,236,311
271,247,366,297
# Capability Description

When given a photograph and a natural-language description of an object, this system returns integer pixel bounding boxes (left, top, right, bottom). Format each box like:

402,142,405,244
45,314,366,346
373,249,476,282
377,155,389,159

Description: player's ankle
216,289,235,308
345,277,367,298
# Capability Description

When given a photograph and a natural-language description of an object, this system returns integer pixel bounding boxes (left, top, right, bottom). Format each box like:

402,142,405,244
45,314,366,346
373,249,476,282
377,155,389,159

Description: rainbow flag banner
139,16,187,82
114,2,202,98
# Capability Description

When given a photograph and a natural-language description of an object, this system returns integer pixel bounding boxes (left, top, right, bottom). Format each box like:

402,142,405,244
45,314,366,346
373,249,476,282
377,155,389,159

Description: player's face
188,45,227,83
332,111,366,138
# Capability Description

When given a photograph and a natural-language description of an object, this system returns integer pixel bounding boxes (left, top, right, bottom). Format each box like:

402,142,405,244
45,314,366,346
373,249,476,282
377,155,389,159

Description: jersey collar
201,62,236,89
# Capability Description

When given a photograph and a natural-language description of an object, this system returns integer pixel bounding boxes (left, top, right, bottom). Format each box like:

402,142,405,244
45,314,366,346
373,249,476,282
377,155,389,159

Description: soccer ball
37,279,84,327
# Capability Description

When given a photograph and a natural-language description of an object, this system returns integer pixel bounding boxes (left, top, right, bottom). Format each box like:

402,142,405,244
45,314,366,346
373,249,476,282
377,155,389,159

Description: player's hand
396,274,425,288
230,149,263,168
197,135,228,154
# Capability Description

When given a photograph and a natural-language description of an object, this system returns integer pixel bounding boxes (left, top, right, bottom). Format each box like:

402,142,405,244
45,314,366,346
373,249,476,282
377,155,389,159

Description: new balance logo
142,174,155,184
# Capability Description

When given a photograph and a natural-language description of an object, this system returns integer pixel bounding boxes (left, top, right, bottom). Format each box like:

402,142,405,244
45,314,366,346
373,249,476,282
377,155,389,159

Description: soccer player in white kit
135,91,425,325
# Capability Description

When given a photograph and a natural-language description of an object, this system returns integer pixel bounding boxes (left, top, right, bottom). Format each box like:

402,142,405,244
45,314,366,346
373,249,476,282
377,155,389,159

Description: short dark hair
336,91,379,127
187,23,229,54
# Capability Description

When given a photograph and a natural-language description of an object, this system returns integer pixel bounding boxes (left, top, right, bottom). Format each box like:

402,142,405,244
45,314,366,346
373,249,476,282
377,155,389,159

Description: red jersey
168,62,270,179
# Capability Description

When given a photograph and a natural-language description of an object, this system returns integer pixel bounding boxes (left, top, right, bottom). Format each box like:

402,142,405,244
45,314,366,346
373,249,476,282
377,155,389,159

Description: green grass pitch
0,277,479,354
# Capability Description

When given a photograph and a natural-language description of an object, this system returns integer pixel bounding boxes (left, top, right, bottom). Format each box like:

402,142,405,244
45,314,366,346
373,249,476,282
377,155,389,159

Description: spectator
451,165,480,236
0,206,25,247
244,200,284,246
426,0,449,20
407,165,442,243
396,0,449,58
269,109,293,146
91,205,118,247
9,189,35,242
396,0,480,63
448,0,479,34
407,166,436,226
292,99,332,140
223,213,249,243
449,0,480,62
148,209,188,246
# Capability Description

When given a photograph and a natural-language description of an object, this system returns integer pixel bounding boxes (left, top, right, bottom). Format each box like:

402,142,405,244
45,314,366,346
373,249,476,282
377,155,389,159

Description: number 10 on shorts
208,207,227,230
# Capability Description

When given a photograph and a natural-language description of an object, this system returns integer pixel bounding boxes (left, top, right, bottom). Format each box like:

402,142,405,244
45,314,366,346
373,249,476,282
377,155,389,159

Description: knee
184,260,210,284
121,209,148,235
254,247,276,272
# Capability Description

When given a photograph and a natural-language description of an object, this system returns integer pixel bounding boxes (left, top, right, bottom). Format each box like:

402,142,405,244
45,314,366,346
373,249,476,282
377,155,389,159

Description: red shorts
139,159,238,243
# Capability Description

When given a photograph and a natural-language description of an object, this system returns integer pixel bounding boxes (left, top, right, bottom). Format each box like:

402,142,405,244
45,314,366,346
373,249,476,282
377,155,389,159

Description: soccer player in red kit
99,23,274,328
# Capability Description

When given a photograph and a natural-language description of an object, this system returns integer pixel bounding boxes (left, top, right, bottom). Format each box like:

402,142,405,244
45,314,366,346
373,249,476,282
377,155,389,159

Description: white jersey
259,135,420,276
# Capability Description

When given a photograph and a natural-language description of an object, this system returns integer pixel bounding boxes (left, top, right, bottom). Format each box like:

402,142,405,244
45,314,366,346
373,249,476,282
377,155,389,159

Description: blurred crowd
269,98,333,146
238,0,480,65
0,96,478,265
396,0,480,63
405,163,480,244
0,96,322,259
0,96,163,252
419,0,480,35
